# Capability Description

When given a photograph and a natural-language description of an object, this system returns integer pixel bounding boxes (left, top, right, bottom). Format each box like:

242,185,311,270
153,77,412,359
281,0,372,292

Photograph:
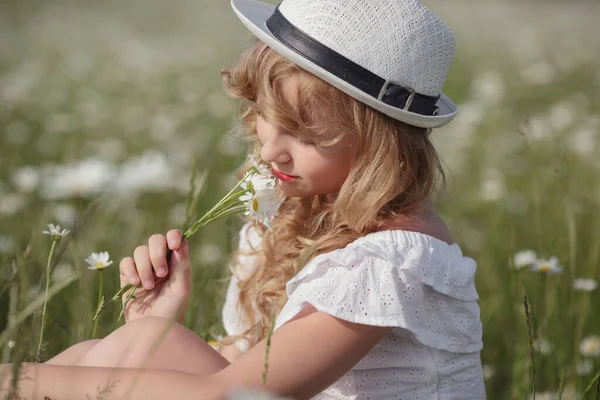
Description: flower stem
118,286,137,322
183,186,247,238
523,292,536,400
92,269,104,338
578,368,600,400
37,239,58,361
105,171,259,320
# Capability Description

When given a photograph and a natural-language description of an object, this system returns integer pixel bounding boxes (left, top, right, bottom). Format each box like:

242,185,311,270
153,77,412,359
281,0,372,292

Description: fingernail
157,267,166,276
169,240,178,248
143,279,153,289
129,276,139,285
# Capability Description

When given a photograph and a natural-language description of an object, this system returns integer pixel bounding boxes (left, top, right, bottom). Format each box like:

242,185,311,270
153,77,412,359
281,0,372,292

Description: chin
279,181,316,198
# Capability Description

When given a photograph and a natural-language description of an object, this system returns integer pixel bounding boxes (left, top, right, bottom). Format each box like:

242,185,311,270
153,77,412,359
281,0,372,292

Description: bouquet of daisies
109,156,283,314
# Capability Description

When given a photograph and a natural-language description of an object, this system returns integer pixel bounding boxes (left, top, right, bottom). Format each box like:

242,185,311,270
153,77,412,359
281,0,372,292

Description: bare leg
76,316,230,375
46,339,101,365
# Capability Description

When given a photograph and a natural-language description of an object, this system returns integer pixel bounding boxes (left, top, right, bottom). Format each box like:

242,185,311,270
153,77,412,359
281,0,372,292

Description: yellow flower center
95,262,104,268
539,264,551,272
252,198,259,212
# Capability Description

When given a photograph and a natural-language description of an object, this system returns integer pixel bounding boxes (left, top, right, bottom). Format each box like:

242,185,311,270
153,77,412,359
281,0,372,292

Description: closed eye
293,136,316,148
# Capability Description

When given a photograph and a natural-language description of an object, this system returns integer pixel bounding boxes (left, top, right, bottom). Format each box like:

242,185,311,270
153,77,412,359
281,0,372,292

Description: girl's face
256,75,353,198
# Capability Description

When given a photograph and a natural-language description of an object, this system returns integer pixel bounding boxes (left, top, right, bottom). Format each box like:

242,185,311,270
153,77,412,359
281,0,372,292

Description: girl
1,0,485,398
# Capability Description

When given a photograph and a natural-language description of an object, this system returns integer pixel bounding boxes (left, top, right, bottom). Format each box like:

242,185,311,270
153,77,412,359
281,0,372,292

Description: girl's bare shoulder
378,206,454,246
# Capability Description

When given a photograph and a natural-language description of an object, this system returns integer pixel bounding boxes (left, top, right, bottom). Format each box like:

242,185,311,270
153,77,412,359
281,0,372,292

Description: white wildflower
249,156,273,177
41,158,116,200
54,203,78,226
573,278,597,292
240,165,281,231
533,338,554,355
207,335,224,351
42,223,70,240
549,103,574,131
530,257,562,274
198,243,223,264
580,336,600,358
7,340,15,349
577,359,593,375
512,250,537,269
12,166,40,192
482,365,495,380
471,71,505,105
114,151,176,195
480,178,505,202
85,252,114,270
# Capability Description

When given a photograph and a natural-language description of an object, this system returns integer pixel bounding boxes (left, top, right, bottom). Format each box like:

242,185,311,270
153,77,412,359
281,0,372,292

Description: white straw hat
231,0,459,128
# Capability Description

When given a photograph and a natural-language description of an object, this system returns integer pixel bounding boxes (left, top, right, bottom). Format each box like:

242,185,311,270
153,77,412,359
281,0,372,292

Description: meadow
0,0,599,398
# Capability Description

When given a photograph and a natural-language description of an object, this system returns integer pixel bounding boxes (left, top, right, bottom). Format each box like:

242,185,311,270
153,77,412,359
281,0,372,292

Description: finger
166,229,184,250
133,245,155,290
119,257,140,286
148,234,168,278
169,239,191,292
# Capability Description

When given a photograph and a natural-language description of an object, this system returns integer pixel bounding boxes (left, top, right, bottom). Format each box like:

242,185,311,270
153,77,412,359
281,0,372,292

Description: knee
46,339,102,365
79,317,186,363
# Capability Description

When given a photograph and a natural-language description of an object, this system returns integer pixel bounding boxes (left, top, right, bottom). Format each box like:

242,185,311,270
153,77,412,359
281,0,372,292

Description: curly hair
220,40,446,349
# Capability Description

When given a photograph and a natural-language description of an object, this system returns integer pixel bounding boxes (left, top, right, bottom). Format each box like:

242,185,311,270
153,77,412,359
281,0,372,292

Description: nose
259,130,292,165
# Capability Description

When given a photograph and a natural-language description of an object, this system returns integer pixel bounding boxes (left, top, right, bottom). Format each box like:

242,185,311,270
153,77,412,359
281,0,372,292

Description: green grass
0,0,599,398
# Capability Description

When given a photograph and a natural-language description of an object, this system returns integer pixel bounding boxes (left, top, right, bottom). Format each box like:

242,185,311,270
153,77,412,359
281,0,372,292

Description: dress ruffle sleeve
274,230,483,353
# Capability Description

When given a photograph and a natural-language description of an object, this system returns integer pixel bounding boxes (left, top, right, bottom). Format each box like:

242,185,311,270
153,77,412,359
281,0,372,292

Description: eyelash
293,137,315,148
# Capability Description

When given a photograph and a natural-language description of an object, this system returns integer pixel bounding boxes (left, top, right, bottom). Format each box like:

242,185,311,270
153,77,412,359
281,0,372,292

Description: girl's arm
1,306,391,400
216,305,392,398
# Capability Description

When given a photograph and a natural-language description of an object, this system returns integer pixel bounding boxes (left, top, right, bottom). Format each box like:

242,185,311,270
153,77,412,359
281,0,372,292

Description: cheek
300,149,352,188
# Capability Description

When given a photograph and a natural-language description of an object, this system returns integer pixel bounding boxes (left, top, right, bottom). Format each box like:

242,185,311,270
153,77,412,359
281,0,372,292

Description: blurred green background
1,0,599,398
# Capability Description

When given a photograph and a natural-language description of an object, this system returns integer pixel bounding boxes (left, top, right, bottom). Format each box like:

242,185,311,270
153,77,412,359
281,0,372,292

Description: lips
273,169,297,181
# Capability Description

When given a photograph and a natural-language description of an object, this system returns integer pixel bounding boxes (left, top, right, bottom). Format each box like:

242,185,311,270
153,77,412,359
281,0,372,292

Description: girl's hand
119,230,191,324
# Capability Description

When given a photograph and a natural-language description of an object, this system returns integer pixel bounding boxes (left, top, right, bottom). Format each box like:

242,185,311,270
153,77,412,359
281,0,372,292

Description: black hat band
266,6,441,117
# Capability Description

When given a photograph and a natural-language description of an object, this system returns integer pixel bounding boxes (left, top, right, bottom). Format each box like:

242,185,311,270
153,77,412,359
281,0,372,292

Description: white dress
222,223,486,399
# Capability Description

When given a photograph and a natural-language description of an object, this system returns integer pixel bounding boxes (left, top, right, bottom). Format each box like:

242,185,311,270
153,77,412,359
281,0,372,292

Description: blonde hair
220,40,445,349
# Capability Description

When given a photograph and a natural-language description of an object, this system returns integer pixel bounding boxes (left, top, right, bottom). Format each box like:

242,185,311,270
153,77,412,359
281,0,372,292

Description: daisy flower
530,257,562,274
249,155,273,176
107,157,282,321
577,359,593,375
42,223,70,240
580,335,600,358
512,249,537,269
533,337,554,355
240,172,281,231
85,251,114,270
573,278,597,292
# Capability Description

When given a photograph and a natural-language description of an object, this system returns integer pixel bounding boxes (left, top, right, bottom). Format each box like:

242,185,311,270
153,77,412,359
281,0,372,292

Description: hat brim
231,0,458,129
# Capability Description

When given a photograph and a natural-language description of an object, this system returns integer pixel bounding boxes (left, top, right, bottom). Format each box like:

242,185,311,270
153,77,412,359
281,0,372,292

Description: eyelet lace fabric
222,223,486,399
